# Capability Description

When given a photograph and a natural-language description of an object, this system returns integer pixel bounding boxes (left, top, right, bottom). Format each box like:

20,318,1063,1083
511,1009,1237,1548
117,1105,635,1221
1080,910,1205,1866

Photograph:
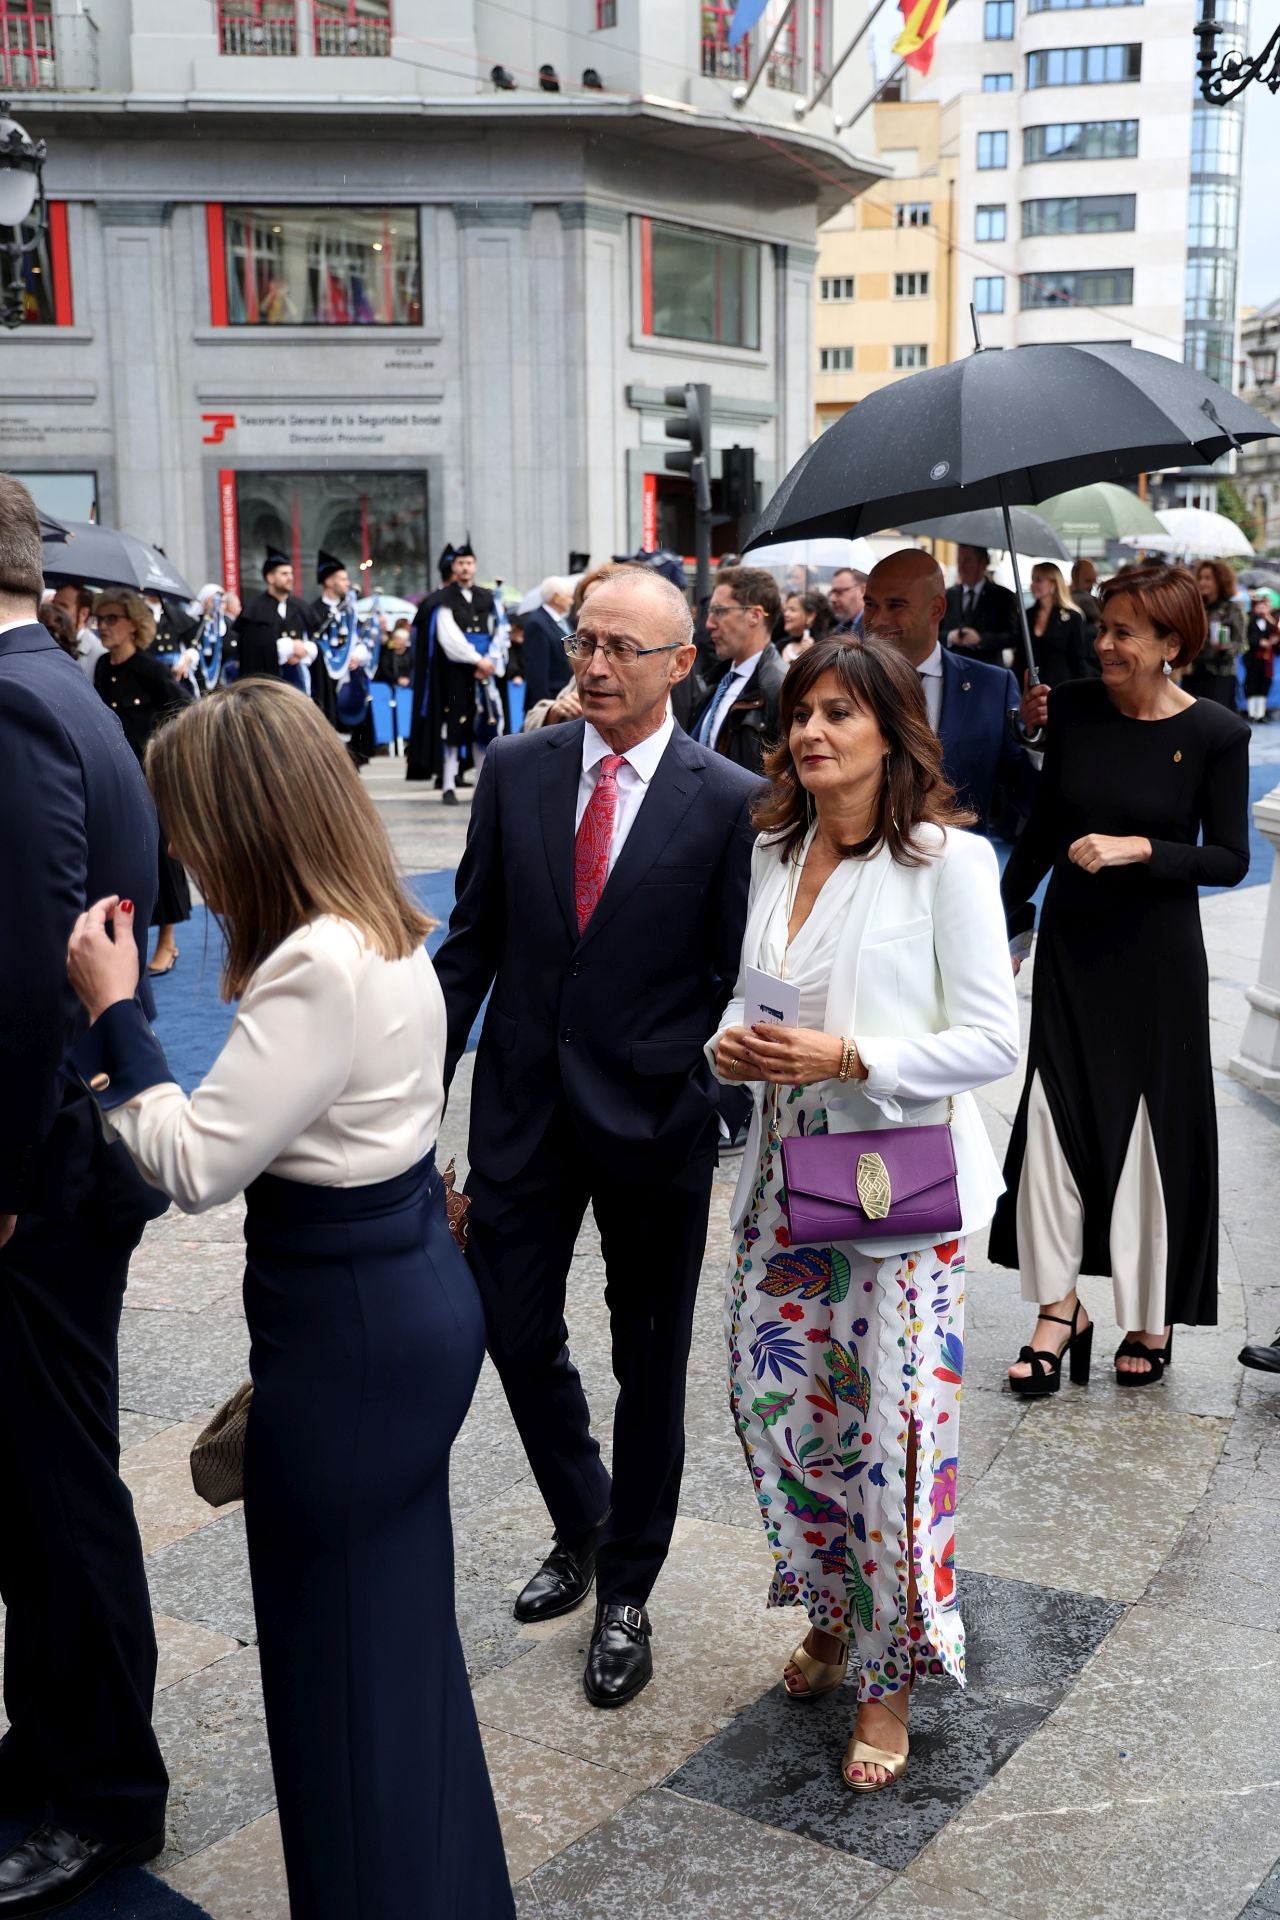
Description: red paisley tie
574,753,625,934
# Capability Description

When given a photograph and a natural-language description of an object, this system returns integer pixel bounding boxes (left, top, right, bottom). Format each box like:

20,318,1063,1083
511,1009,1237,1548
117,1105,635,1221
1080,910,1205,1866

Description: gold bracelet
838,1037,854,1082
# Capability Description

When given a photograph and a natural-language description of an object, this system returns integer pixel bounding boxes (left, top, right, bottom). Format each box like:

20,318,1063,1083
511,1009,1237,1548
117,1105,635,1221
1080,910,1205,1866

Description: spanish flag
893,0,949,74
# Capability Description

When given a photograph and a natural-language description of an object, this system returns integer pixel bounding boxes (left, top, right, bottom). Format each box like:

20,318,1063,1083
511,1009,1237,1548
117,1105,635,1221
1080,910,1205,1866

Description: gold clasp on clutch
856,1150,892,1220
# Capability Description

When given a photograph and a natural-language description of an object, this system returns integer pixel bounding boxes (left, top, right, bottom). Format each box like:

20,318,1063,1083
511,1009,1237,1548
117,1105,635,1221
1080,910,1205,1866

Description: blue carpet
0,1826,211,1918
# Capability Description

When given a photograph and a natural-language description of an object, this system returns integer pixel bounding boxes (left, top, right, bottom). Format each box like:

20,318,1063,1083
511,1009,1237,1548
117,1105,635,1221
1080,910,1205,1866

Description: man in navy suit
519,577,575,709
434,567,758,1708
0,477,169,1912
864,549,1037,835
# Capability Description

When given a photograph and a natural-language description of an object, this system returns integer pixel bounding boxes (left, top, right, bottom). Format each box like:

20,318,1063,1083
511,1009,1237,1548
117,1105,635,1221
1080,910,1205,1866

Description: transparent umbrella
1121,506,1253,560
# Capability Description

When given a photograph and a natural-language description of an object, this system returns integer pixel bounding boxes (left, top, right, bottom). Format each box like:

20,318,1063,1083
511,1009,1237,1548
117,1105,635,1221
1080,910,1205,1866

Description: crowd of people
1,457,1276,1915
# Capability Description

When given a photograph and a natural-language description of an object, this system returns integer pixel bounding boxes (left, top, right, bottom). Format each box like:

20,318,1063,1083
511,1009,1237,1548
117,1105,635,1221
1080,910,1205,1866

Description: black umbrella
748,340,1279,681
40,520,195,600
898,505,1069,562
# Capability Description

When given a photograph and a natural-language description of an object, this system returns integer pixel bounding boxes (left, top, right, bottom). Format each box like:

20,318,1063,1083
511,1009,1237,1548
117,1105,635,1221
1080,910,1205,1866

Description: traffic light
663,383,712,515
721,444,757,521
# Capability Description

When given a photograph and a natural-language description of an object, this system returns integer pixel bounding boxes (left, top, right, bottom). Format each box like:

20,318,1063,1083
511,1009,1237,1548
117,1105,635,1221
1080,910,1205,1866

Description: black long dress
989,679,1250,1325
94,648,193,929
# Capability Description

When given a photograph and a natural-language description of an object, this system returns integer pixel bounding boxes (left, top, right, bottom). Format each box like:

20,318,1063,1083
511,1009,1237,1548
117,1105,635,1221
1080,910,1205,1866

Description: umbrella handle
999,478,1040,687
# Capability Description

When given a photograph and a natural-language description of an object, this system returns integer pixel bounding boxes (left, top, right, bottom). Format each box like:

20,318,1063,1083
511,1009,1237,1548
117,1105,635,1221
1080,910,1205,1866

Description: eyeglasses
562,636,684,668
96,613,128,627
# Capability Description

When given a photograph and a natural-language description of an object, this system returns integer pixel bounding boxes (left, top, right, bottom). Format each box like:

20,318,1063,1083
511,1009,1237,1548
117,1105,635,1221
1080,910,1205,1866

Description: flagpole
835,55,907,135
733,0,798,104
794,0,894,117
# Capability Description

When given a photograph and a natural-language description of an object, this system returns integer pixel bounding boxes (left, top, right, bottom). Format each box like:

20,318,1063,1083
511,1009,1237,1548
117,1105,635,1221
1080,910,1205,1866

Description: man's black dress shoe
1240,1330,1280,1374
514,1515,608,1624
0,1822,164,1914
583,1601,653,1709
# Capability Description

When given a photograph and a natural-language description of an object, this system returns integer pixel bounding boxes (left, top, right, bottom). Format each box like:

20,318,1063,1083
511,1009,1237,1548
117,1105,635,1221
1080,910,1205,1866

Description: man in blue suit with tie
863,549,1037,835
433,566,758,1709
0,476,169,1914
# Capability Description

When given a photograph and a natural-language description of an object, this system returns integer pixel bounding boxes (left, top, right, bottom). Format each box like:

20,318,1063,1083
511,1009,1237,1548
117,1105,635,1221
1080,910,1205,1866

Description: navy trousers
0,1208,168,1841
242,1154,513,1920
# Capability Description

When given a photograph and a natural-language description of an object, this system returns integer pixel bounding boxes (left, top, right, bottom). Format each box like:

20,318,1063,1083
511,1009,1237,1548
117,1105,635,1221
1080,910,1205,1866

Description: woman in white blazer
708,639,1019,1795
66,681,514,1920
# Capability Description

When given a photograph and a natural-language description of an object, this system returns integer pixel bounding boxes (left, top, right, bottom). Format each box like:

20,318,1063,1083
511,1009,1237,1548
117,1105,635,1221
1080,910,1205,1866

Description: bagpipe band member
424,541,504,805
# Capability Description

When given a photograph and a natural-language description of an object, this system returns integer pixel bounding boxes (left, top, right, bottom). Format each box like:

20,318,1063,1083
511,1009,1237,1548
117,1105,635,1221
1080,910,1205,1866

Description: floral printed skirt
725,1090,967,1703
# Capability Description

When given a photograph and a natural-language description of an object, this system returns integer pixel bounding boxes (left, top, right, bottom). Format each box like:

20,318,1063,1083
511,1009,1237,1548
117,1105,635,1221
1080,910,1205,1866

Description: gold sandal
783,1637,848,1702
842,1692,910,1792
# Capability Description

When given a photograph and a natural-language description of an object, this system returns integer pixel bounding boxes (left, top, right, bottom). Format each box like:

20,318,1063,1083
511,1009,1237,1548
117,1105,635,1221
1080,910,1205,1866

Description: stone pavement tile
124,1418,237,1556
146,1511,256,1644
956,1399,1227,1603
860,1873,1020,1920
667,1679,1043,1873
153,1646,277,1865
140,1200,247,1250
452,1361,550,1519
1144,1443,1280,1635
455,1478,574,1681
676,1388,761,1531
482,1725,642,1883
522,1787,890,1918
120,1307,251,1424
121,1409,175,1450
126,1239,245,1314
957,1387,1025,1499
471,1516,800,1785
155,1614,241,1692
1243,1858,1280,1916
959,1570,1123,1712
161,1812,287,1920
911,1606,1280,1920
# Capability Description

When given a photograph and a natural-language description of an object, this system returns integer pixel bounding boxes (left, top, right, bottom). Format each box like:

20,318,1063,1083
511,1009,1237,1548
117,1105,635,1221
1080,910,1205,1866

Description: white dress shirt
575,709,674,880
700,648,762,749
0,615,34,636
100,916,446,1214
917,642,944,732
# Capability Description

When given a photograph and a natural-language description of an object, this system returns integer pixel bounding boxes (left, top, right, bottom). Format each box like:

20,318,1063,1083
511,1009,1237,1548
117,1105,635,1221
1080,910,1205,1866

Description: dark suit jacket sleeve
996,664,1041,832
0,681,89,1210
431,742,506,1090
1066,610,1089,681
709,787,761,1015
520,613,553,707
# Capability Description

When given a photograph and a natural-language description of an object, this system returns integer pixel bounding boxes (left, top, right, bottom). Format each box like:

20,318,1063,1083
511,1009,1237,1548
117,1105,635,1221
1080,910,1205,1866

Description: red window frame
206,205,229,326
48,200,71,324
596,0,618,24
0,0,55,90
313,1,392,55
767,5,800,90
216,1,298,57
813,0,829,78
701,2,749,80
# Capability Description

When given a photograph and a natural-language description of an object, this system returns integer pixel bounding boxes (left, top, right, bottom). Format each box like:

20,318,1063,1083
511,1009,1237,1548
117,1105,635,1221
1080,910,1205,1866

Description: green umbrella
1037,482,1165,547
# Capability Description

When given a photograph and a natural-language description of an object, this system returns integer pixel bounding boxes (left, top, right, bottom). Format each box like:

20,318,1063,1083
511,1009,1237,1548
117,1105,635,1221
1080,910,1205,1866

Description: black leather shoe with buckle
583,1600,653,1709
1240,1329,1280,1374
0,1822,165,1915
513,1512,609,1624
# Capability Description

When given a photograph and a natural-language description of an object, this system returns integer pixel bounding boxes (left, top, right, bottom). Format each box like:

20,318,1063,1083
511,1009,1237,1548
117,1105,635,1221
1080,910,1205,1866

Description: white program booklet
744,965,801,1030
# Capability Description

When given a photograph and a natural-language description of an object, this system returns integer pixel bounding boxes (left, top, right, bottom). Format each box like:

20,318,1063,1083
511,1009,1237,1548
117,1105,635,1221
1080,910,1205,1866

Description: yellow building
815,99,958,431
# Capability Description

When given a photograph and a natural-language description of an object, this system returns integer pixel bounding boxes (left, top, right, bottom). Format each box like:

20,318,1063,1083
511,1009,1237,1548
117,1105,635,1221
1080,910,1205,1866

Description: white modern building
0,0,883,595
909,0,1245,390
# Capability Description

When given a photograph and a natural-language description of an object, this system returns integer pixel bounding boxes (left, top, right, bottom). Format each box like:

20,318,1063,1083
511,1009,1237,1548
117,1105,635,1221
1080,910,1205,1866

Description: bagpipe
317,589,385,729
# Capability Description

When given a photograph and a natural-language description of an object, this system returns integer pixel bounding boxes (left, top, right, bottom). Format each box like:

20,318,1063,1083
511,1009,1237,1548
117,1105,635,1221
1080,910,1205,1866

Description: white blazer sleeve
856,833,1020,1113
102,935,357,1213
435,606,485,667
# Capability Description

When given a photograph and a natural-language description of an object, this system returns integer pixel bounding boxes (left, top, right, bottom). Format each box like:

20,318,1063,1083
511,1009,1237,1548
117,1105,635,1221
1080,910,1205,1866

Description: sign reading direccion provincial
199,403,443,454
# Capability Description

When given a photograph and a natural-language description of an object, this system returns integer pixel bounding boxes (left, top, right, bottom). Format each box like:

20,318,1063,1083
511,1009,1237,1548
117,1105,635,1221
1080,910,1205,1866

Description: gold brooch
1173,750,1182,763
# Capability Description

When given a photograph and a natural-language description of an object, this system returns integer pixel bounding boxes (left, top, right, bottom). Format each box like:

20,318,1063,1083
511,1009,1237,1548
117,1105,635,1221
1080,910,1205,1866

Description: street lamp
1195,0,1280,101
0,100,48,331
1248,338,1278,392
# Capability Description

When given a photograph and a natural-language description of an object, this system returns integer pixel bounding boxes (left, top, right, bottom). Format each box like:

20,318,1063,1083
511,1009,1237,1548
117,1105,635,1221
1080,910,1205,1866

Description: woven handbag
188,1158,472,1508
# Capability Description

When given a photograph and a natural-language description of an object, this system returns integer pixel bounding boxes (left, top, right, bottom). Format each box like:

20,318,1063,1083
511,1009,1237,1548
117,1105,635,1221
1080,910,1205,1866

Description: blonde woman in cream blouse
66,680,513,1920
708,639,1019,1797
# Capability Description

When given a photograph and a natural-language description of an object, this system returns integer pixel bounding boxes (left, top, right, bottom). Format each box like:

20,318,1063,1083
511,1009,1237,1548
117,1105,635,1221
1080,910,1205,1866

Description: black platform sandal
1114,1329,1173,1388
1009,1302,1093,1398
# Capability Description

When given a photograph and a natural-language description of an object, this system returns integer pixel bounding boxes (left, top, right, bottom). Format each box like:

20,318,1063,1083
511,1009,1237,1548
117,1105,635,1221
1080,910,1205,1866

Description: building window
1186,182,1239,249
893,344,929,368
975,275,1006,313
976,203,1007,241
218,1,298,55
819,346,854,371
1029,0,1142,9
701,1,748,79
1026,43,1141,86
1022,193,1136,234
813,0,830,79
894,202,931,227
1024,118,1138,161
210,206,421,325
642,217,761,349
314,2,391,56
977,130,1009,169
894,271,930,297
983,71,1013,89
767,2,801,89
820,275,856,300
1,0,55,88
1021,267,1134,308
226,469,430,601
597,0,617,22
1191,101,1242,171
984,0,1015,36
0,200,71,323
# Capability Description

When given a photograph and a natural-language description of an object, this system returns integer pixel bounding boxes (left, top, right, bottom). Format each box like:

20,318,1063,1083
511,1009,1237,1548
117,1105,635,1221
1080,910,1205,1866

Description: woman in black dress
1019,563,1089,688
992,563,1250,1392
93,589,192,975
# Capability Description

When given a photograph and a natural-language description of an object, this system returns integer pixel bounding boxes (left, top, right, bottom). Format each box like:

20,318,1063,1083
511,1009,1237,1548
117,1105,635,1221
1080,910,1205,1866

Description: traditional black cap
453,540,475,560
317,549,345,585
263,547,291,578
437,542,457,581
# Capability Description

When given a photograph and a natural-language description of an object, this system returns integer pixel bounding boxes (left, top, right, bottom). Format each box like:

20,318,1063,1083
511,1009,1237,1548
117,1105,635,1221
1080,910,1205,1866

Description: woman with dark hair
708,639,1020,1794
1187,558,1247,708
780,588,834,664
66,681,514,1920
994,564,1249,1393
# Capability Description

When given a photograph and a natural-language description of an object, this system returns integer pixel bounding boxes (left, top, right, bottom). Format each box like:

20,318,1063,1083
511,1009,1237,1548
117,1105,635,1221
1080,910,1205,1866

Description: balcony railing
314,7,392,57
1,3,56,89
218,2,298,57
766,49,801,89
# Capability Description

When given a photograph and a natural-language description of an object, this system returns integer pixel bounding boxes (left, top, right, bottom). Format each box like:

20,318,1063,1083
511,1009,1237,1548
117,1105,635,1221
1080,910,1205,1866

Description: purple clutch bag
779,1122,961,1245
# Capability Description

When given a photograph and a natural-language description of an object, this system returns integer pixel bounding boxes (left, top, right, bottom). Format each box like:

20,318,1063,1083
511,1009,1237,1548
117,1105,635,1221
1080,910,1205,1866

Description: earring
1162,659,1173,677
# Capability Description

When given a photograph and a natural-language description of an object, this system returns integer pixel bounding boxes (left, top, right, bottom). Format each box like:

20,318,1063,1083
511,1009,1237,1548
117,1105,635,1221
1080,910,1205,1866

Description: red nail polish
120,900,133,913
